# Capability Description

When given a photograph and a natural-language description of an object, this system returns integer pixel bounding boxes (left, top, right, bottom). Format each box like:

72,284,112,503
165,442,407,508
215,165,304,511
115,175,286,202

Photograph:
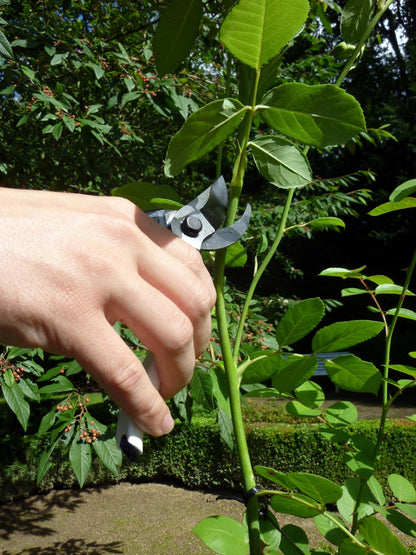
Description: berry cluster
0,359,25,382
79,422,101,444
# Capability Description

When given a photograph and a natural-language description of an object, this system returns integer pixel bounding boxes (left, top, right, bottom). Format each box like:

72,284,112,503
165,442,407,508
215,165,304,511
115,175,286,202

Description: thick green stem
214,250,261,553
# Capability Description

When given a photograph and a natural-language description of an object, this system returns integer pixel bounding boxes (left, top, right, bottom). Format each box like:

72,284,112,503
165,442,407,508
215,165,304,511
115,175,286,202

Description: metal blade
200,204,251,250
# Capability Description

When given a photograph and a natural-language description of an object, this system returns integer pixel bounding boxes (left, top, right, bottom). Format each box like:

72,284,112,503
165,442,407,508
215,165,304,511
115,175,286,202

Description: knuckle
111,357,143,393
169,313,194,353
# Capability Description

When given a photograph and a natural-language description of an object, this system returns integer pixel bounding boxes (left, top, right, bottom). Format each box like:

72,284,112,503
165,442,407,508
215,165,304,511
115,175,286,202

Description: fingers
73,315,174,437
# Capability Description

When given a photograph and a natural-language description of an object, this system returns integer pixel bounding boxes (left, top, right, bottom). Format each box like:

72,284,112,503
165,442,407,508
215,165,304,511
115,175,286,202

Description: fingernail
161,413,174,435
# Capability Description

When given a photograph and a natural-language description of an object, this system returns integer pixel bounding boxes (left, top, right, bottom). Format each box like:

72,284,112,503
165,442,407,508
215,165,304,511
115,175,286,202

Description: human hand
0,187,216,436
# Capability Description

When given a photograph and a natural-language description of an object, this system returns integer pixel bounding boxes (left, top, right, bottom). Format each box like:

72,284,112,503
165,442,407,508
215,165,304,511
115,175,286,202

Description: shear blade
201,203,251,251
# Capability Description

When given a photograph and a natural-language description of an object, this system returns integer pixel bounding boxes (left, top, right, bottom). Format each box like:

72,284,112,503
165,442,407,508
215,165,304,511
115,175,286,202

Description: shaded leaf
2,382,30,431
341,0,377,43
270,493,321,518
272,355,317,393
69,437,92,488
250,135,311,189
165,99,248,176
325,354,382,394
191,367,215,410
240,352,282,384
276,297,325,347
279,523,309,555
153,0,203,76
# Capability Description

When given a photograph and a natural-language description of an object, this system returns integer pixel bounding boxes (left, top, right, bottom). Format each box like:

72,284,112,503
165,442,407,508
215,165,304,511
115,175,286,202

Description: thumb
72,317,174,437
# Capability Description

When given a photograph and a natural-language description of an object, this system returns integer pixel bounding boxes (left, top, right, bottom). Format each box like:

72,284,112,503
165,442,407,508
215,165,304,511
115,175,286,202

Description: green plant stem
214,251,261,553
233,187,295,362
212,66,264,554
351,248,416,534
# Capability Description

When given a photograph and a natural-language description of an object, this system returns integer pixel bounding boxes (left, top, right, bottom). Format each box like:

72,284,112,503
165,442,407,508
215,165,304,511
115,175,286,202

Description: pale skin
0,187,216,436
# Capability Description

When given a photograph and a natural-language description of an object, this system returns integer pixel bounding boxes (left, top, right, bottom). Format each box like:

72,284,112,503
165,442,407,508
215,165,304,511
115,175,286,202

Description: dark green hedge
1,420,415,504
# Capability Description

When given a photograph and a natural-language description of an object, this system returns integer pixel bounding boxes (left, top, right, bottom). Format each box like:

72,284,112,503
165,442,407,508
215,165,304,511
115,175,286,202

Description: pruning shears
116,176,251,461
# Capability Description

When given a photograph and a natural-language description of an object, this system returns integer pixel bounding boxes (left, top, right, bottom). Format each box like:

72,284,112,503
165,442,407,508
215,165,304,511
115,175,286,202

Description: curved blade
200,204,251,250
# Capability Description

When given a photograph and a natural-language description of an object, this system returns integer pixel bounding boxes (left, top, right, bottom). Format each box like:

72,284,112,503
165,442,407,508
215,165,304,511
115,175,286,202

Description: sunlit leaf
388,474,416,503
369,197,416,216
288,472,343,504
220,0,309,69
312,320,384,353
112,181,181,211
390,179,416,202
261,83,366,147
359,515,409,555
193,515,249,555
325,401,357,427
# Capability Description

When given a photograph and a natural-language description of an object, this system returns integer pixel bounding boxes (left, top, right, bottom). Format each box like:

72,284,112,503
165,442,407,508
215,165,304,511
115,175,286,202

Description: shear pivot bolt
181,216,202,237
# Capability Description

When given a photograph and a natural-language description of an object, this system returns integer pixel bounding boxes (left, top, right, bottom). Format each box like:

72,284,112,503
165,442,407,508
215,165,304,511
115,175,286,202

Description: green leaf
325,354,382,394
191,367,215,410
276,297,325,347
112,181,181,211
270,493,321,518
319,266,366,279
261,83,366,147
386,308,416,321
255,465,295,489
2,382,30,431
314,513,349,547
367,475,386,506
250,136,312,189
339,539,368,555
38,375,75,395
375,283,414,296
286,400,321,418
396,503,416,520
37,447,54,485
369,197,416,216
325,401,358,427
305,217,345,231
0,29,13,59
341,0,377,43
390,179,416,202
279,523,309,555
217,407,234,450
220,0,309,70
38,407,57,435
294,381,325,409
389,364,416,377
311,320,384,353
240,352,282,384
165,99,248,176
153,0,203,76
381,507,416,538
337,478,375,524
69,437,92,488
388,474,416,503
288,472,343,505
91,420,121,476
272,355,317,393
359,515,409,555
194,516,248,555
225,241,247,268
